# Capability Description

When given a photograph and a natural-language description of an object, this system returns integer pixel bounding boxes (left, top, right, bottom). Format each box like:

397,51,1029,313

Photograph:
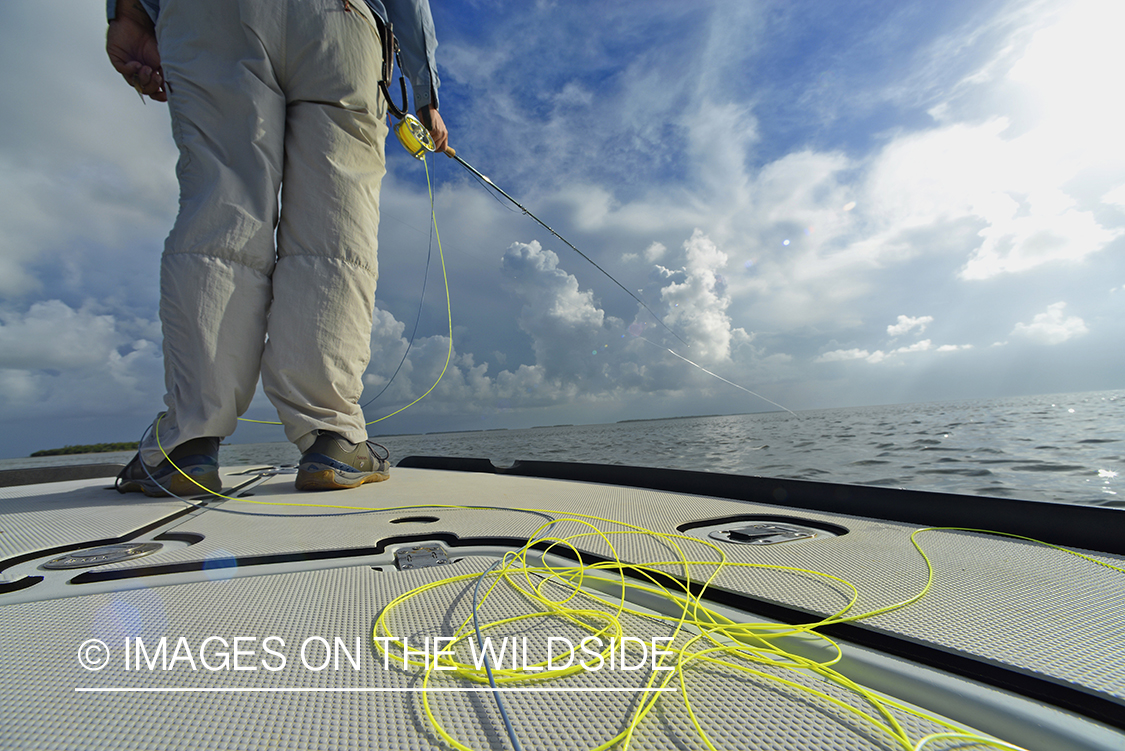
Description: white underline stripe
76,687,671,693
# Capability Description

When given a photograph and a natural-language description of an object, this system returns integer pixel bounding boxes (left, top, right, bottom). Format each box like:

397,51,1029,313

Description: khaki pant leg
140,0,286,464
260,0,389,451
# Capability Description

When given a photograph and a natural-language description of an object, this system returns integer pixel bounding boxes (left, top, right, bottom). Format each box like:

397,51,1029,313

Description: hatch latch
709,523,816,546
394,544,451,571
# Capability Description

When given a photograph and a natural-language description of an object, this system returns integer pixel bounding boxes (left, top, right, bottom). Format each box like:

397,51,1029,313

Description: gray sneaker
295,432,390,491
115,437,221,497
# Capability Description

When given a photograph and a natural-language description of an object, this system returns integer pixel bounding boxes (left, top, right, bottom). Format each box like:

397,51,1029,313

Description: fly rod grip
444,145,457,158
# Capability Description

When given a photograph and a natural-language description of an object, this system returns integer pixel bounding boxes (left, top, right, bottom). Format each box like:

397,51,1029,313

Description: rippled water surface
4,390,1122,506
371,390,1122,506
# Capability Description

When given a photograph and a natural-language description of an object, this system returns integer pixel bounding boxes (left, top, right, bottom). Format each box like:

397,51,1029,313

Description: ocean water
3,390,1122,507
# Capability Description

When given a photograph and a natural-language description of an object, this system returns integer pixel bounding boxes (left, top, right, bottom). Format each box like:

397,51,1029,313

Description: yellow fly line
369,515,1118,751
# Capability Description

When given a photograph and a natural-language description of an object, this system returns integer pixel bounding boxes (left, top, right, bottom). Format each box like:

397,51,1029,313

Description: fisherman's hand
107,4,166,102
417,104,448,153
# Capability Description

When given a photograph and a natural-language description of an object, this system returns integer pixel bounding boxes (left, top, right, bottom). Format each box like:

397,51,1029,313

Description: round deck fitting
42,543,163,570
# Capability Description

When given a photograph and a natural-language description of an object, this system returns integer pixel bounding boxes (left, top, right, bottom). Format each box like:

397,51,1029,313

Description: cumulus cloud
887,315,933,337
959,198,1120,280
1010,302,1088,345
501,240,612,378
0,4,178,300
817,339,955,366
712,0,1125,367
0,301,121,370
1103,185,1125,209
659,230,750,363
956,0,1125,278
895,339,932,354
859,117,1120,283
0,300,162,419
0,227,774,444
817,348,871,363
354,230,769,422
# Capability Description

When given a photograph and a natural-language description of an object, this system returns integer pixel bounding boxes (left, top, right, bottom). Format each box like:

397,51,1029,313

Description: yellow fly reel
394,114,435,159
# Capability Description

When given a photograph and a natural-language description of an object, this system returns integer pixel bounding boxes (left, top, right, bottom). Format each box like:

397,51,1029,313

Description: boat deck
1,460,1123,750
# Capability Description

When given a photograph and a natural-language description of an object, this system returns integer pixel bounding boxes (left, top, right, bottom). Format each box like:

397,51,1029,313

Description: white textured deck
1,465,1122,750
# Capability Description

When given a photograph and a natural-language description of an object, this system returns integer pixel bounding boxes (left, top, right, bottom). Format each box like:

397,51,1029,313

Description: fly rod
394,115,688,348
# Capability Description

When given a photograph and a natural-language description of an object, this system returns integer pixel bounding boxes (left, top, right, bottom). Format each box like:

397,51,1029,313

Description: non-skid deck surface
1,465,1122,750
0,477,187,562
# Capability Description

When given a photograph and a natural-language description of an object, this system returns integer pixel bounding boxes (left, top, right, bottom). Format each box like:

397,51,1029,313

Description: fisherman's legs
138,0,285,465
260,0,388,452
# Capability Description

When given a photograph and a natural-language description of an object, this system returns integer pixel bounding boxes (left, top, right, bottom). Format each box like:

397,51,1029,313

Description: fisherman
105,0,447,495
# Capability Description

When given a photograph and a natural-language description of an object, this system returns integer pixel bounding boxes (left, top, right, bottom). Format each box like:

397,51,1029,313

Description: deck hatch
41,543,163,570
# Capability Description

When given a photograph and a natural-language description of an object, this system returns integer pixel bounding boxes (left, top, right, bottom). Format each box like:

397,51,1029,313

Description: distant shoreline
30,442,138,457
616,413,735,424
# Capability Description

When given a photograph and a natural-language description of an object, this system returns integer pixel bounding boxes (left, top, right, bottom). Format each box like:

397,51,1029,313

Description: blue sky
1,0,1122,458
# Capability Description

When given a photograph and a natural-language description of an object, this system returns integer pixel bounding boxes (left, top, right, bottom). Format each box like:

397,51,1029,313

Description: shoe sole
119,470,222,498
294,468,390,491
166,470,223,497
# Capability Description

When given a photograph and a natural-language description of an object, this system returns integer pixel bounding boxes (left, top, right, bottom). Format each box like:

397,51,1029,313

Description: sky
0,0,1123,458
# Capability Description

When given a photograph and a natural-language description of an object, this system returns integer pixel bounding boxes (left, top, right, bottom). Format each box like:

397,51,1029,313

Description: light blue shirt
108,0,440,109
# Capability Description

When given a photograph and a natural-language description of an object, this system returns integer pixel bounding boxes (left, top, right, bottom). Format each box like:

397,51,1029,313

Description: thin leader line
636,336,798,417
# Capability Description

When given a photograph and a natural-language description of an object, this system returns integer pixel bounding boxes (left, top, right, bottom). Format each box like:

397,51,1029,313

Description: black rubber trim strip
0,463,125,488
0,576,43,595
396,456,1125,555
